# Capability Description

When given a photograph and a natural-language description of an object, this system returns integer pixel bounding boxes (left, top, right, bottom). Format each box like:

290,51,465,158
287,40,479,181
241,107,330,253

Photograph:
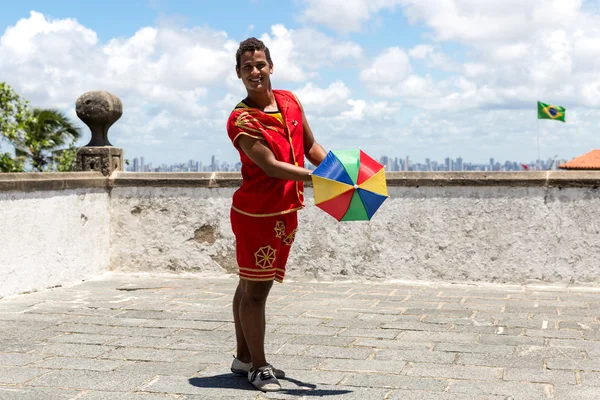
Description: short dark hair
236,37,272,69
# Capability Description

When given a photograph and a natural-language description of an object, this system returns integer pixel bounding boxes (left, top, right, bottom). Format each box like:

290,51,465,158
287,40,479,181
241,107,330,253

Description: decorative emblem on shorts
274,221,286,238
255,246,276,269
283,229,297,246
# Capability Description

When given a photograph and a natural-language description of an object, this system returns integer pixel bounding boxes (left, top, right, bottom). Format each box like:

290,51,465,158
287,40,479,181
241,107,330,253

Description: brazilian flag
537,101,566,122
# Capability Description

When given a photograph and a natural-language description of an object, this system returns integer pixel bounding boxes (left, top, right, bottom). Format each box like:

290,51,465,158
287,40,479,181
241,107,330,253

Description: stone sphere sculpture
76,91,123,147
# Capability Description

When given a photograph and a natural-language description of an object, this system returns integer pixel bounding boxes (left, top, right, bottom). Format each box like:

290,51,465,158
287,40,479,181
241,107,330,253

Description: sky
1,0,600,166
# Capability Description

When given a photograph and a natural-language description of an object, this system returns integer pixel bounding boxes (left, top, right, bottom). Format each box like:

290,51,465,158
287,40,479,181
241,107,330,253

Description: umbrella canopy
310,149,388,221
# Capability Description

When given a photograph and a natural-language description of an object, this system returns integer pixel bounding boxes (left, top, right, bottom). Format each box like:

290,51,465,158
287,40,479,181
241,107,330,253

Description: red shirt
226,90,305,217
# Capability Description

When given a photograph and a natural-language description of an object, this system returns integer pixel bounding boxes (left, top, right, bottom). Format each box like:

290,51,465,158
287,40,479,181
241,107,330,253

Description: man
226,37,327,392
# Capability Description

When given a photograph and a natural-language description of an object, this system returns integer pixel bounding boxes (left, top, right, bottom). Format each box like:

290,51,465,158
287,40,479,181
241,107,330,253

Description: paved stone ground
1,273,600,399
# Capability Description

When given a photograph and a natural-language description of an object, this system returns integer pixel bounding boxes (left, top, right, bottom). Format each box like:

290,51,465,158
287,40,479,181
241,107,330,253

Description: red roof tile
559,149,600,170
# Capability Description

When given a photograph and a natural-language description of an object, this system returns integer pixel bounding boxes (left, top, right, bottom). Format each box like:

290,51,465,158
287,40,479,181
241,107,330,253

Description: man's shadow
189,373,353,396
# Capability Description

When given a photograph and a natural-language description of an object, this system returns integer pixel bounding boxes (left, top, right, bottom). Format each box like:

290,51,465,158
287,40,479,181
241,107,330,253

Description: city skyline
126,154,568,173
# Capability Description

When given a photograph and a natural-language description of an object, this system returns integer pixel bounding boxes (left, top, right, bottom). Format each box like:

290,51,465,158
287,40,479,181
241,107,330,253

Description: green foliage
1,82,32,142
12,108,82,172
50,143,79,172
0,152,24,172
1,83,82,172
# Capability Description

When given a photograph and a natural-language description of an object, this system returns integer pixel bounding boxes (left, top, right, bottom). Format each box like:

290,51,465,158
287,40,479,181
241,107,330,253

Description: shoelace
252,368,274,382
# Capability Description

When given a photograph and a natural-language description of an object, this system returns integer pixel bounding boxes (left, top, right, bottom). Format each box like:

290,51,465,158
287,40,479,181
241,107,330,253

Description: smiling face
236,50,273,94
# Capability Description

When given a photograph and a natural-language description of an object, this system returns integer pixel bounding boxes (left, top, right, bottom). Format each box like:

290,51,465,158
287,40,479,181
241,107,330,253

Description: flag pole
536,119,540,170
536,100,542,171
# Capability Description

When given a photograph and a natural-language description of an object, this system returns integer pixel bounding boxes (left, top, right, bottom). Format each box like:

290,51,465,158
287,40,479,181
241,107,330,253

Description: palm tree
14,108,82,172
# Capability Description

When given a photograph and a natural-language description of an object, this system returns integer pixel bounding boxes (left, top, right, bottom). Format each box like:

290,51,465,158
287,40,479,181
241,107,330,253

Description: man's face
236,50,273,93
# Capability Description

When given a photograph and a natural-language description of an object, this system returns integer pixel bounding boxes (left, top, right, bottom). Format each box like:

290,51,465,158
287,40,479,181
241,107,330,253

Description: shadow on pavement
189,374,353,397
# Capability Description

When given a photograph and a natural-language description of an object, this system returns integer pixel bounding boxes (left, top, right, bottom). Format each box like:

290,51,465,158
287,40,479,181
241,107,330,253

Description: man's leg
233,279,250,363
239,279,273,369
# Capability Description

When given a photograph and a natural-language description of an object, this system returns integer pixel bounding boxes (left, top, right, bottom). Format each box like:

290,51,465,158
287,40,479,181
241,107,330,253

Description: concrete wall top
0,172,107,192
2,171,600,193
109,171,600,188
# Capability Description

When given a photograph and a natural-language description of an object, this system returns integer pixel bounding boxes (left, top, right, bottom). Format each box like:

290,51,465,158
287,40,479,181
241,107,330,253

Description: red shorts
230,209,298,283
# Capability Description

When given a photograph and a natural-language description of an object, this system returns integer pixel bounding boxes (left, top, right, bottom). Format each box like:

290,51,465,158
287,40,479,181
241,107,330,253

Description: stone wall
0,173,110,297
2,170,599,296
109,185,235,275
109,171,600,286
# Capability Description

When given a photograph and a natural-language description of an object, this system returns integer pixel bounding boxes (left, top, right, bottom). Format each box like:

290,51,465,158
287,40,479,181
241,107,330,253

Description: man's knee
241,280,273,303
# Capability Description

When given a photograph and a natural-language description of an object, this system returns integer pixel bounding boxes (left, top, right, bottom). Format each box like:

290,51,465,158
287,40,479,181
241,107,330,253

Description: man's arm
296,97,327,167
237,135,312,182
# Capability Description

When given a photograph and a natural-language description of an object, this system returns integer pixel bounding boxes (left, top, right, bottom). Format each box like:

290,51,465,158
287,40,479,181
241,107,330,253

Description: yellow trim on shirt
231,205,303,218
236,101,284,125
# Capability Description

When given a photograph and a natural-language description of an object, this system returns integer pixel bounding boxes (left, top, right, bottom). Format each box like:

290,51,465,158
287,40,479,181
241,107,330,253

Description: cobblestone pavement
1,273,600,399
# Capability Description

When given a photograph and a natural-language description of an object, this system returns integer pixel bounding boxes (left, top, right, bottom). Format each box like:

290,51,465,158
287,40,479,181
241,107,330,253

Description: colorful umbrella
310,149,388,221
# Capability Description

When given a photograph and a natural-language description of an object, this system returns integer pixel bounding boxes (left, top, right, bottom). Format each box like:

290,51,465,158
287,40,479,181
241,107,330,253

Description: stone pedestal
76,146,123,177
74,90,124,176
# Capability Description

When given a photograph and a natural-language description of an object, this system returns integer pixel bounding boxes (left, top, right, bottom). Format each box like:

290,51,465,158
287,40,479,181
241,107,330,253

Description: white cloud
294,81,351,115
338,100,367,120
337,99,400,121
400,0,584,44
409,44,458,72
360,49,454,101
0,11,98,62
311,104,600,165
360,47,411,84
0,13,365,163
299,0,403,33
358,1,600,112
0,11,233,112
259,24,363,82
462,63,487,78
259,25,308,82
408,45,433,59
0,11,245,164
399,107,600,164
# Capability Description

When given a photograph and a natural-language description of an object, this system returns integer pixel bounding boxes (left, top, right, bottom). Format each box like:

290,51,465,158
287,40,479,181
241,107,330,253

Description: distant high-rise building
133,157,139,172
140,157,145,172
380,156,389,169
456,157,463,171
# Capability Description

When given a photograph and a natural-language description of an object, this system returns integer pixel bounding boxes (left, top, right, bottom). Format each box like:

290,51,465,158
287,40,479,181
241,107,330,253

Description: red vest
226,90,305,217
